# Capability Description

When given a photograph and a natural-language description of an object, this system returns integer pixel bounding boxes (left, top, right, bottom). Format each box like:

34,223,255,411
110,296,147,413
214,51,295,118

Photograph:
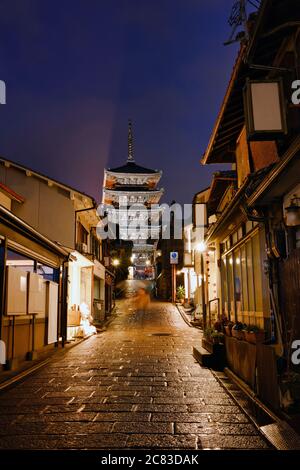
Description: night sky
0,0,239,204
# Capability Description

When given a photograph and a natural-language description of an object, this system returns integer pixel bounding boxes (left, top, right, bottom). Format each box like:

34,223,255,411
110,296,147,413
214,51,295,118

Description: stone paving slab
0,299,272,450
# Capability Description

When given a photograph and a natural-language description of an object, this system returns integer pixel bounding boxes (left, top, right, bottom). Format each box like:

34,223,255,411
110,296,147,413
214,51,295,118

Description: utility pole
170,251,178,302
171,264,176,302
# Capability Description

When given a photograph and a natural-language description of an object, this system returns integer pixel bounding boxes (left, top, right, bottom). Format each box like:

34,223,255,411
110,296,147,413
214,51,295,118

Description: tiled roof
108,161,159,174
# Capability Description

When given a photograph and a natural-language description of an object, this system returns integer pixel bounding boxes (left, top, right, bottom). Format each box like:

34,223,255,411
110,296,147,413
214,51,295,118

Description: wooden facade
200,0,300,410
0,206,68,370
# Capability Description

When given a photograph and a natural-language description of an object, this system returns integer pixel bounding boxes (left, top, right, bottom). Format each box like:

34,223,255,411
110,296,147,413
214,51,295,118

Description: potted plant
232,322,246,340
204,327,214,341
224,321,234,337
211,331,225,345
244,325,265,344
176,285,185,304
213,320,223,332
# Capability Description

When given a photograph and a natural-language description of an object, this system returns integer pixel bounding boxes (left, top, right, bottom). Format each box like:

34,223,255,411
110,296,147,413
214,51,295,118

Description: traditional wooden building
200,0,300,412
0,201,68,370
0,158,107,346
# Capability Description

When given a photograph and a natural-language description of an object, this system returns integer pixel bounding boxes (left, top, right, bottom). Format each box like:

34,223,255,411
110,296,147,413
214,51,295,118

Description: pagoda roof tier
104,169,162,188
108,161,161,175
113,186,160,192
132,244,156,252
103,188,163,205
113,207,161,213
104,188,163,196
119,224,160,229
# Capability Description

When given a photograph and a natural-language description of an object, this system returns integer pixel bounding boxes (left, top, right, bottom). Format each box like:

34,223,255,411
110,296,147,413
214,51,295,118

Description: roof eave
0,157,97,205
0,205,69,257
201,46,247,166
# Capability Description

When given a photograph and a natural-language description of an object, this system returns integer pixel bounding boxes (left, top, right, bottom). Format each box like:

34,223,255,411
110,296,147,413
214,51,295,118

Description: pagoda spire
127,119,135,162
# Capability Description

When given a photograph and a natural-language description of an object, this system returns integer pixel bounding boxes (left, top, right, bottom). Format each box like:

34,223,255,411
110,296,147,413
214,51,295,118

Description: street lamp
196,241,206,253
112,258,120,267
285,197,300,227
196,241,207,329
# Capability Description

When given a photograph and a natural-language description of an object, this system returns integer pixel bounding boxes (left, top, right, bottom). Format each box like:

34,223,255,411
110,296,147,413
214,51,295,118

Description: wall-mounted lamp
244,78,287,140
196,241,206,253
285,197,300,227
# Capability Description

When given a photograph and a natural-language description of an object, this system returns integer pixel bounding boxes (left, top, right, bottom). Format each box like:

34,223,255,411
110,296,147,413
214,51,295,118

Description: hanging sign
170,252,178,264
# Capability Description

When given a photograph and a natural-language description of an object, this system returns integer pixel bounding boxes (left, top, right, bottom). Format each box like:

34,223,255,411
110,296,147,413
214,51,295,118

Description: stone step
193,346,214,368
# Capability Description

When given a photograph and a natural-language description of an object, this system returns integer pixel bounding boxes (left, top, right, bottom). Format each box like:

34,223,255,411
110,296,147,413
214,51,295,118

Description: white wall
0,192,11,210
0,165,75,248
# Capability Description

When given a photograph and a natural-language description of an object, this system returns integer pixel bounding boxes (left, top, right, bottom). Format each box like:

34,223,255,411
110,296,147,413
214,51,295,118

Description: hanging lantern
285,197,300,227
244,79,287,140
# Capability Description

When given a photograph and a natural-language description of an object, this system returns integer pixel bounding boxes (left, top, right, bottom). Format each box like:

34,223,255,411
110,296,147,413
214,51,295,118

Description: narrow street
0,290,271,450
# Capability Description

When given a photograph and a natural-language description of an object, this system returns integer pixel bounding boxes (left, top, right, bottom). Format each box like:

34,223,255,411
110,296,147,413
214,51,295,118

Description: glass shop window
246,239,255,313
221,257,228,317
241,244,249,312
237,225,244,241
6,250,58,282
91,232,101,261
94,276,101,300
37,263,57,282
233,249,242,318
6,250,35,272
252,233,263,312
232,231,238,245
77,222,88,245
245,220,254,234
227,255,234,318
296,228,300,249
220,232,264,320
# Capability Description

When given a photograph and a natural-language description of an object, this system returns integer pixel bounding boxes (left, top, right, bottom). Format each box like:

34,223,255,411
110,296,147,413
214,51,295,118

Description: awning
66,249,94,268
207,171,237,216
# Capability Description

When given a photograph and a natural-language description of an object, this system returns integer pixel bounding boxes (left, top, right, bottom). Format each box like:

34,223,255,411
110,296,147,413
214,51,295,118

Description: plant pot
224,325,232,337
244,331,265,344
232,329,245,340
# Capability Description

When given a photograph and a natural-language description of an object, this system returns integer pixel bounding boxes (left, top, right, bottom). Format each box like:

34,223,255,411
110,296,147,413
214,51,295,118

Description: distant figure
134,287,150,316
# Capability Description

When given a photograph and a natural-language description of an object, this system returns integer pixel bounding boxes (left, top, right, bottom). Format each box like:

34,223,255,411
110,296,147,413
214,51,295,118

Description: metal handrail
208,297,220,326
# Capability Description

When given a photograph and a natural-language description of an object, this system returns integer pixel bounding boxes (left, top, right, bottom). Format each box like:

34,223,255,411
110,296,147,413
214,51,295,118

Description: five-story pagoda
102,121,163,279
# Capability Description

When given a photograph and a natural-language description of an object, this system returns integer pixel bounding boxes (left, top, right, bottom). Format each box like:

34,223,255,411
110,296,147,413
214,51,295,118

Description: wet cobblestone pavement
0,300,272,450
